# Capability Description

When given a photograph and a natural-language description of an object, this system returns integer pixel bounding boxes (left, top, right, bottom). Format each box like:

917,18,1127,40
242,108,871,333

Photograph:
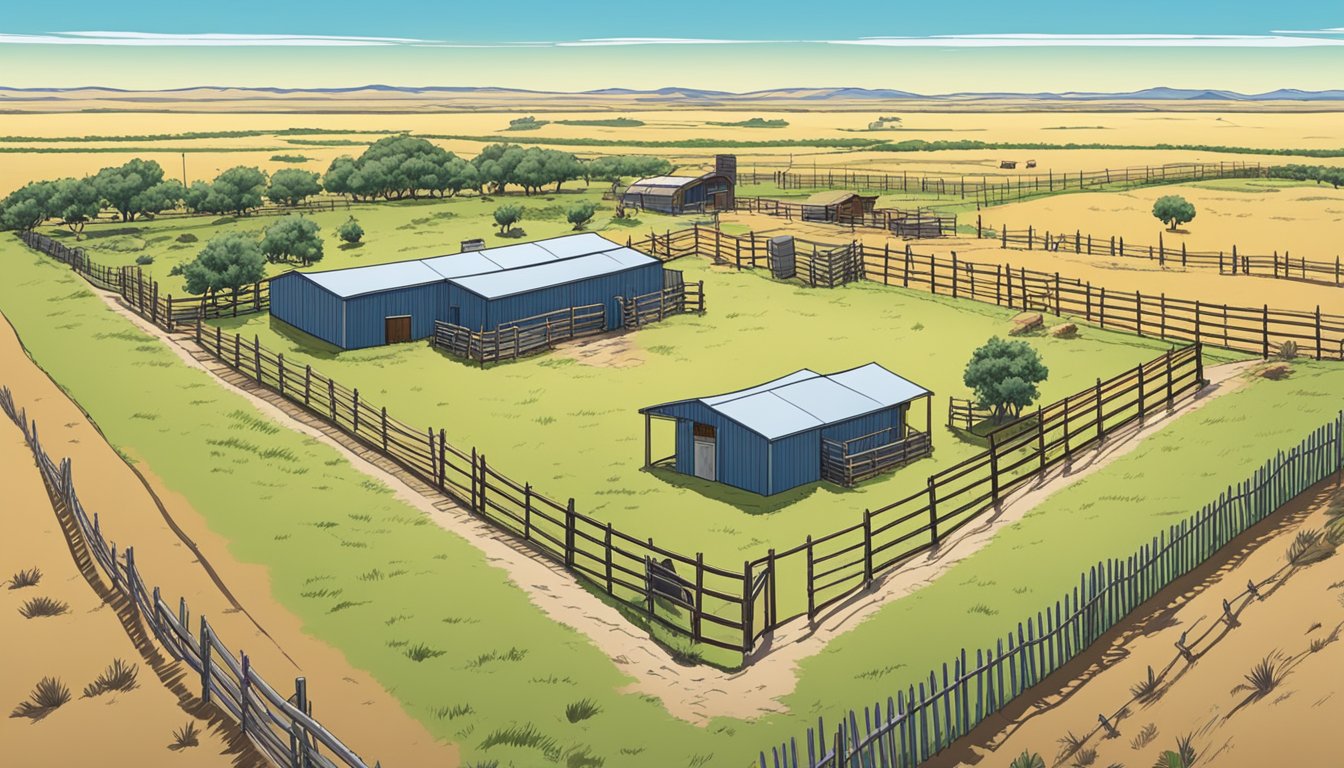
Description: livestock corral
2,104,1342,768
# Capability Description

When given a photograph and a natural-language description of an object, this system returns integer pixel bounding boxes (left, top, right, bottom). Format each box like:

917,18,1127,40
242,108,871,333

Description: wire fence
0,385,372,768
759,410,1344,768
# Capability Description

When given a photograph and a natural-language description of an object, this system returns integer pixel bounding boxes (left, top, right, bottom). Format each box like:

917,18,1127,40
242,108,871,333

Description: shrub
566,201,598,230
134,254,154,265
175,233,198,243
1275,340,1299,361
493,203,524,233
337,216,364,244
1009,752,1045,768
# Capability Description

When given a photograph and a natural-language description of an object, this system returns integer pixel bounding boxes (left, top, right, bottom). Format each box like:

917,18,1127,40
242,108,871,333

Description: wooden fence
760,410,1344,768
734,197,957,239
738,162,1261,207
0,386,371,768
621,279,706,327
634,226,1344,361
989,223,1343,287
19,230,270,330
946,397,997,432
431,303,607,364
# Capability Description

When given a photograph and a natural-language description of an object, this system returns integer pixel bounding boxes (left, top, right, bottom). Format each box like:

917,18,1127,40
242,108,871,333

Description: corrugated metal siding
463,261,664,331
653,401,770,495
820,406,904,454
341,282,447,350
269,272,344,348
767,431,821,494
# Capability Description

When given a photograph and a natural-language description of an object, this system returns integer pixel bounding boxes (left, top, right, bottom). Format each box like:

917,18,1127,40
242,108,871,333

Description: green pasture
5,226,1344,766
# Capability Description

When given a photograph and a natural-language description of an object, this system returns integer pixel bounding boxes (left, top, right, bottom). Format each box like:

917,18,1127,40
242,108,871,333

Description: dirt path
0,409,247,766
0,311,457,768
80,283,1260,725
924,477,1344,768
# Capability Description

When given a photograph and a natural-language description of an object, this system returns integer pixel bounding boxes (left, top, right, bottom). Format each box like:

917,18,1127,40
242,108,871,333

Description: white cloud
557,38,781,46
0,31,427,46
831,33,1344,48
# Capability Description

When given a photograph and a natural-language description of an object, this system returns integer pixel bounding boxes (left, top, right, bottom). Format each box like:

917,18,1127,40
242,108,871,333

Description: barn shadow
646,466,847,515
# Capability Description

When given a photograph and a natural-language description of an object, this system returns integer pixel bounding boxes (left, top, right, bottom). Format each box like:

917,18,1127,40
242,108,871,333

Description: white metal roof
451,247,658,300
644,364,931,440
627,175,701,188
294,233,627,298
301,260,447,299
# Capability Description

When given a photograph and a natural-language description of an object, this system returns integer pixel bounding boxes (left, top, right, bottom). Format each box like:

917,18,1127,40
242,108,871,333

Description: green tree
182,232,267,295
1152,195,1196,231
336,216,364,244
963,337,1049,421
92,158,167,221
130,179,184,219
493,203,524,234
0,181,54,232
48,177,102,238
210,166,269,216
260,216,324,265
566,201,598,230
321,156,359,198
266,168,323,206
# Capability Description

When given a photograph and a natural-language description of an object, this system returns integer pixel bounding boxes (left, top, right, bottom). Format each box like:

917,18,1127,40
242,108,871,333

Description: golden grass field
2,109,1343,196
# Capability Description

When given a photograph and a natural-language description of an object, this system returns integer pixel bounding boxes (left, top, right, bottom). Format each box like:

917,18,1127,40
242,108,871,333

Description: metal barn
447,248,664,331
641,364,933,495
269,233,665,350
622,173,735,215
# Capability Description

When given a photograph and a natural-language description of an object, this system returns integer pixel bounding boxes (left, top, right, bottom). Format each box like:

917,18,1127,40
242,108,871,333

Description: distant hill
1,85,1341,113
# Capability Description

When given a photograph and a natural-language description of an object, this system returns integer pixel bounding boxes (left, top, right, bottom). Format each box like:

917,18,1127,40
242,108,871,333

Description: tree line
0,136,674,234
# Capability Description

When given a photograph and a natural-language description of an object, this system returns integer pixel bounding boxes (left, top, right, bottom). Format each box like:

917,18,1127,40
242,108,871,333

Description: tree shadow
495,227,527,239
337,241,365,251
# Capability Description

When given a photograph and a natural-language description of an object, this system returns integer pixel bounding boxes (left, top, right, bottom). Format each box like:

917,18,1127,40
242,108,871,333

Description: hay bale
1009,312,1043,336
1049,323,1078,339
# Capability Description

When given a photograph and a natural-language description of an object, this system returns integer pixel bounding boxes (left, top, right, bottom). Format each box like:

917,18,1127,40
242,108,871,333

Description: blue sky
0,2,1340,91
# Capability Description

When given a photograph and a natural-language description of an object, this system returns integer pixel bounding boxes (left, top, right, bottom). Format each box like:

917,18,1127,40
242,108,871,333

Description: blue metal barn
640,364,933,496
268,233,665,350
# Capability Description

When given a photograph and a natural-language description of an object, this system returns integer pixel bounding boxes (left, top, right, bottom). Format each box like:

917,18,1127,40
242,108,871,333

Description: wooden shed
641,364,933,495
800,191,879,224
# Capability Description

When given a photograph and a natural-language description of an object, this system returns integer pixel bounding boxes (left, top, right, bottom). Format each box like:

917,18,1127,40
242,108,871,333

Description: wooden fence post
564,499,576,567
1262,304,1270,358
252,336,261,383
927,478,940,547
805,535,816,621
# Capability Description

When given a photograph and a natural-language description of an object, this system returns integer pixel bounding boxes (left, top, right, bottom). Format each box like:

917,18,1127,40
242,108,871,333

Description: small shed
622,172,734,215
800,191,879,223
641,364,933,495
270,233,667,350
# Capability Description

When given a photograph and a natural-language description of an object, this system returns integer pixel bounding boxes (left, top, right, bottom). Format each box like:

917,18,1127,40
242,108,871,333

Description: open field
924,480,1344,768
985,177,1344,258
4,109,1344,195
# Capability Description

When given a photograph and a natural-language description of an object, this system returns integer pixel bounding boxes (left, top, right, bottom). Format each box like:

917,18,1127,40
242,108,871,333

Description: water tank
768,236,796,280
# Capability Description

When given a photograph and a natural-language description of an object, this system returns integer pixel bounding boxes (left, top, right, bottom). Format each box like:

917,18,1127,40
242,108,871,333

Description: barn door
384,315,412,344
692,423,716,481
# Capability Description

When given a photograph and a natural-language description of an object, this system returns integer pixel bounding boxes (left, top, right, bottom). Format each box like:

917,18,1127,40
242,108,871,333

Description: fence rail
632,226,1344,361
0,385,370,768
762,410,1344,768
431,303,607,364
988,223,1343,287
738,162,1262,207
734,197,957,238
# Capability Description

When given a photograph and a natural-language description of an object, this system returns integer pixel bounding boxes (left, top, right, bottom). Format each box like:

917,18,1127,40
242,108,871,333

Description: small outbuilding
640,364,933,495
622,174,734,215
800,191,879,224
270,233,665,350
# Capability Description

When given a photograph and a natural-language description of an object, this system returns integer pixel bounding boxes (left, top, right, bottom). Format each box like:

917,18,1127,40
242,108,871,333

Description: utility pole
181,153,188,187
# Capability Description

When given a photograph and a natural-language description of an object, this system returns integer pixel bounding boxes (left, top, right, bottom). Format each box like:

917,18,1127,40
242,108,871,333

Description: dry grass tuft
18,596,69,618
1232,654,1285,700
169,721,200,750
83,659,139,697
1287,529,1335,566
10,677,72,720
7,567,42,589
1131,722,1159,750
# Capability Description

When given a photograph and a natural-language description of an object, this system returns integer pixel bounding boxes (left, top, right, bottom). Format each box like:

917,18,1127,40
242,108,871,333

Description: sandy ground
985,182,1344,260
0,413,246,767
925,476,1344,768
0,312,458,767
92,273,1257,725
720,212,1344,312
